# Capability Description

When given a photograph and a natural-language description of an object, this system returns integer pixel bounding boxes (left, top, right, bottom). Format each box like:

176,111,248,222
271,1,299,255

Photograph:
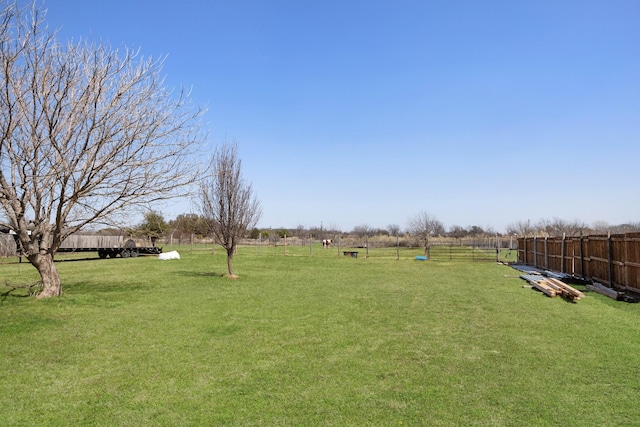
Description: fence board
58,235,123,249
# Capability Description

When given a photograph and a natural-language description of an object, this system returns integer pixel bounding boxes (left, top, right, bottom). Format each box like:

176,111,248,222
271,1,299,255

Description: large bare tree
0,2,203,297
407,211,443,257
199,142,261,277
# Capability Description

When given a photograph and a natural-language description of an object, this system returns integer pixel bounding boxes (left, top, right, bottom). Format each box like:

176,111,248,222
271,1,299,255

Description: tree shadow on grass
54,257,101,262
1,281,43,303
177,270,226,278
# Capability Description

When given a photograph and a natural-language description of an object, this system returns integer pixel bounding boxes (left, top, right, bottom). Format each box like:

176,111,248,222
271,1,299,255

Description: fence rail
428,245,514,262
517,233,640,295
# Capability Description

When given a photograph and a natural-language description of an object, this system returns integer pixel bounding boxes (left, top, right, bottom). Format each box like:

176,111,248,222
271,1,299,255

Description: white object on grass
158,251,180,260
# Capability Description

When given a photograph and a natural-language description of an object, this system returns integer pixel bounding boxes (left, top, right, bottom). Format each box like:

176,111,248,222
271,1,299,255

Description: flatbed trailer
56,241,162,258
1,229,162,259
56,236,162,258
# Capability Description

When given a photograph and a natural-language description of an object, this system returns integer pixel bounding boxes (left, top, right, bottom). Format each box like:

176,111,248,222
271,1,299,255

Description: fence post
624,234,630,289
580,231,585,279
365,233,369,259
533,237,537,268
396,234,399,260
472,238,475,262
544,237,548,270
561,233,566,274
608,232,614,287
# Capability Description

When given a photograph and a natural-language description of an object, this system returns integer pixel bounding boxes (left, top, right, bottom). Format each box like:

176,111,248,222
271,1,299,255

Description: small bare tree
407,211,442,257
352,224,374,257
387,224,401,260
199,142,261,277
0,2,203,297
505,220,535,237
591,220,611,235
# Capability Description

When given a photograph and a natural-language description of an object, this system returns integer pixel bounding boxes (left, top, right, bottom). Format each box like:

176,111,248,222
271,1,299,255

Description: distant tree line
96,212,640,250
505,218,640,237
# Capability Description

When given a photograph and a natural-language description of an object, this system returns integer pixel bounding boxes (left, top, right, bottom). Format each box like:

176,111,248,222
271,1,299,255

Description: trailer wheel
121,249,130,258
131,250,139,258
98,251,107,259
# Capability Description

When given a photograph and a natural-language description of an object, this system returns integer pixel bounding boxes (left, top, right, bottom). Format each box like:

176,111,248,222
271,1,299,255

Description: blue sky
43,0,639,232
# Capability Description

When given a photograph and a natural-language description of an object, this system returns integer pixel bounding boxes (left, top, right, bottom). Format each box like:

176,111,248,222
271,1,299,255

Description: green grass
1,244,639,426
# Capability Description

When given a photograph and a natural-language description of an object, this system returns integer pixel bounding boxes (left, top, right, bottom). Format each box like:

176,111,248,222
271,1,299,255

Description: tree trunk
424,233,430,258
28,252,62,298
226,247,235,276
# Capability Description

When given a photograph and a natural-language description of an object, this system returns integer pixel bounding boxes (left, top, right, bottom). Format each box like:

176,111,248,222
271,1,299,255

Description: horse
322,239,333,248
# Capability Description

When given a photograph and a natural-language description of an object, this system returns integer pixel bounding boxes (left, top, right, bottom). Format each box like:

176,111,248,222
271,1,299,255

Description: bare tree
448,225,468,239
352,224,373,257
353,224,374,243
352,224,374,239
591,220,611,235
199,142,262,277
387,224,401,237
537,217,586,237
0,3,203,297
387,224,401,260
467,225,485,236
610,222,640,234
506,220,535,237
407,211,442,257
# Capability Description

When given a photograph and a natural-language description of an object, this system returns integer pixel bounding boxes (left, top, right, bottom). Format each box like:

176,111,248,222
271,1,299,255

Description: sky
41,0,639,233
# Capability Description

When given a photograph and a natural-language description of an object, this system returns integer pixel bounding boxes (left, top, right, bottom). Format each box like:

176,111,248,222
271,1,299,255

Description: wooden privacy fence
517,233,640,295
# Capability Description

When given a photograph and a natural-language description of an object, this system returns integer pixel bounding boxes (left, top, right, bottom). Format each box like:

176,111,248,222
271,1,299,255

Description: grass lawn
1,244,639,426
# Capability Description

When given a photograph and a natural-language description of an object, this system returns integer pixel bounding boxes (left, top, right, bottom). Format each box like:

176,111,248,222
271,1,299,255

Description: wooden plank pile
520,273,585,302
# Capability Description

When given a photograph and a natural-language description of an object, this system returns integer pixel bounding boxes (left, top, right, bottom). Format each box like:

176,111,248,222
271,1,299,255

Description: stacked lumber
545,277,585,300
519,274,584,301
532,279,557,298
